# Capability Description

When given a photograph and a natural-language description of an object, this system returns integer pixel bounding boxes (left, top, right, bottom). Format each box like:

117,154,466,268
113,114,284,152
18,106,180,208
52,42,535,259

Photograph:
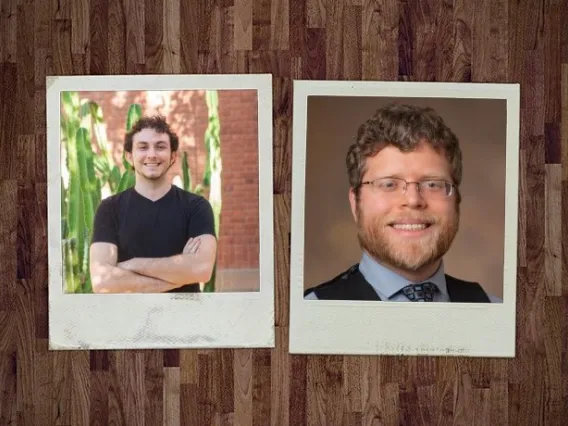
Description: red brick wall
216,91,260,270
75,89,259,269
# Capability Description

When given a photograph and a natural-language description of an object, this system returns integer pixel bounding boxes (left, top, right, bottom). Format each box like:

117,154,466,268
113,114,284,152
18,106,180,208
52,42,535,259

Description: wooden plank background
0,0,566,424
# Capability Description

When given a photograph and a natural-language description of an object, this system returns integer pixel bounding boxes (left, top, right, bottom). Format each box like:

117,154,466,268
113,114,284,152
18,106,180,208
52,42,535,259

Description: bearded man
89,115,217,294
304,104,500,303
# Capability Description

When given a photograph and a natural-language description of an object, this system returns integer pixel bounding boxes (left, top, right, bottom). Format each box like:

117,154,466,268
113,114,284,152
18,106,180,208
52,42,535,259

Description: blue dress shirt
305,251,502,303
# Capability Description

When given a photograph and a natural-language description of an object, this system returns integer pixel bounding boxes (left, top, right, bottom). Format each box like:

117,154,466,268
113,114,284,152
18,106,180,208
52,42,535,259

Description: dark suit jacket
304,264,491,302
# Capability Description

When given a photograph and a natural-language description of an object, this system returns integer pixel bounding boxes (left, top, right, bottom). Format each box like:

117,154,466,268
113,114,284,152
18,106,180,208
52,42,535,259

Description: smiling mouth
389,223,432,231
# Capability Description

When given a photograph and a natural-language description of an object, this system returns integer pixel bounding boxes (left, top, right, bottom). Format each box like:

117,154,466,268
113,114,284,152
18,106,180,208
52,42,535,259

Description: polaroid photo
289,80,520,357
47,74,274,349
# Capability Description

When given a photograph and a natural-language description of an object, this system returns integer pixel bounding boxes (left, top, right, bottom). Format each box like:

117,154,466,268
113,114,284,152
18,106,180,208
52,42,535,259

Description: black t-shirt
91,185,216,292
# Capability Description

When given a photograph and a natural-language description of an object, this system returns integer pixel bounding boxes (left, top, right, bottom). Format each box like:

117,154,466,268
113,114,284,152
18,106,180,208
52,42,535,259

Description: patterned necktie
401,282,437,302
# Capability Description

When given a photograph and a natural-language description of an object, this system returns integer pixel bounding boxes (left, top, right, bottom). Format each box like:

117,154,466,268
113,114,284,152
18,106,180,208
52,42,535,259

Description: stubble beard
134,157,174,182
356,204,460,273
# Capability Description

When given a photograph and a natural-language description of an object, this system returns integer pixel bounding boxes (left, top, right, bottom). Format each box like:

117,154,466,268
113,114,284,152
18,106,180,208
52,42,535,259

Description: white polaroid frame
289,80,520,357
47,74,274,350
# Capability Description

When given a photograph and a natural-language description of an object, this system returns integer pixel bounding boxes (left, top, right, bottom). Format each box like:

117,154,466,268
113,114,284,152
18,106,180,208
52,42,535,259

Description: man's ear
170,150,178,167
348,187,359,223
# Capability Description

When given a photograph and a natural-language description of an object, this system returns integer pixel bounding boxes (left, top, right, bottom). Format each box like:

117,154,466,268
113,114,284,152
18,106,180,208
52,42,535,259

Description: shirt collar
358,251,448,300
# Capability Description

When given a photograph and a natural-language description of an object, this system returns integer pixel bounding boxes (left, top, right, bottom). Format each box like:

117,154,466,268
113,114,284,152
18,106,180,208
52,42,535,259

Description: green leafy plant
180,91,222,292
203,91,222,292
61,95,140,293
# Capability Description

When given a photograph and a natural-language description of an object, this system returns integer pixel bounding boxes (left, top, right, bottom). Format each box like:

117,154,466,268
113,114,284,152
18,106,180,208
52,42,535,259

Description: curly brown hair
124,115,179,153
346,103,462,203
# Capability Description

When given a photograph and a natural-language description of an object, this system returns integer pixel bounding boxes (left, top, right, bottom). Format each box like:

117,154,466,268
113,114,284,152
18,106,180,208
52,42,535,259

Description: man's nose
401,183,427,207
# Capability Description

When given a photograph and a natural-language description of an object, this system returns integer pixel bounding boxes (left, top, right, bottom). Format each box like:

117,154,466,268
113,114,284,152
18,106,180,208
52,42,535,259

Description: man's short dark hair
346,103,463,203
124,115,179,153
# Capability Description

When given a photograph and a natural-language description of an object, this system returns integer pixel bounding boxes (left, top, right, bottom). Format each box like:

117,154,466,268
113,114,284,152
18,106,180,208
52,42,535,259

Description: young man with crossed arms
90,116,217,293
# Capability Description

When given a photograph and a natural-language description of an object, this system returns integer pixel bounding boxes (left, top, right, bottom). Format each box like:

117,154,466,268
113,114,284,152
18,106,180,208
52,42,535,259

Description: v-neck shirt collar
132,185,175,204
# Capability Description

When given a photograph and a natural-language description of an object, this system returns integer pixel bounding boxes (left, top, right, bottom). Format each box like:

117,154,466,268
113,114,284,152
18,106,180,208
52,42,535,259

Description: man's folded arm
89,242,182,293
118,234,217,286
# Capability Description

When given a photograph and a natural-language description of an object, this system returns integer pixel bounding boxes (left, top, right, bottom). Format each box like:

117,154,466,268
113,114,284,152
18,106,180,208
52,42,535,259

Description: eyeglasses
360,177,456,198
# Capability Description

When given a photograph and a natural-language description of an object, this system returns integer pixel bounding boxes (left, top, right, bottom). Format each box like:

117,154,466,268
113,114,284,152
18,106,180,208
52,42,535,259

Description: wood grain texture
452,0,474,82
235,0,253,50
1,1,567,425
179,0,199,74
270,326,290,425
107,0,126,74
125,0,144,71
270,0,289,50
0,0,17,63
234,349,253,425
88,0,108,74
363,0,398,81
163,0,181,74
